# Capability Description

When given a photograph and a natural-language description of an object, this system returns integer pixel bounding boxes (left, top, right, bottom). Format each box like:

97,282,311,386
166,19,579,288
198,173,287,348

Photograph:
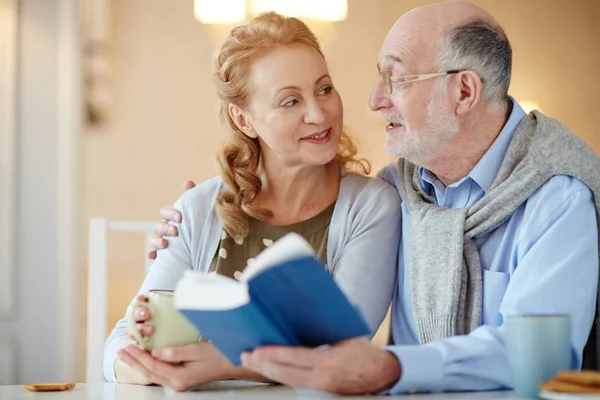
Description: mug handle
127,301,155,350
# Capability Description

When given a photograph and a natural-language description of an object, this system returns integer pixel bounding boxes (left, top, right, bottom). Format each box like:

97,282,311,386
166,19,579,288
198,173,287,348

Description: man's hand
117,342,234,392
147,180,196,260
240,337,402,395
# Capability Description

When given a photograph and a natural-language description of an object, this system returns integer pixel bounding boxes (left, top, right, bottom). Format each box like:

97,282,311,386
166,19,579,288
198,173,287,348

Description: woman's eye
282,99,299,107
319,86,333,95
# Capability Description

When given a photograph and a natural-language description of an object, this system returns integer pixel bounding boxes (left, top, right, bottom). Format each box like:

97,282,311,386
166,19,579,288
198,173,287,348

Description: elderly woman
104,12,400,391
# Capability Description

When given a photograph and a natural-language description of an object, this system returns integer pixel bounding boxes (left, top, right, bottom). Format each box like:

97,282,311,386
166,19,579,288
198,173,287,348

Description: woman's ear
229,104,257,138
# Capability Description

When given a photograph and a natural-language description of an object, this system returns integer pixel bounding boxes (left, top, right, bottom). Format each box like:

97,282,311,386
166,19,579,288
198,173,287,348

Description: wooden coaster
23,382,76,392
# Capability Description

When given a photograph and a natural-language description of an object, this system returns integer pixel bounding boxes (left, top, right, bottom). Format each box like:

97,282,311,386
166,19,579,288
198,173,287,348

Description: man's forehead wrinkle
382,31,434,73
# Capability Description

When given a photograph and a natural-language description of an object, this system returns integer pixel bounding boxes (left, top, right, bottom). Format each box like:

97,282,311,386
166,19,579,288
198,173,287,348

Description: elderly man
150,1,600,394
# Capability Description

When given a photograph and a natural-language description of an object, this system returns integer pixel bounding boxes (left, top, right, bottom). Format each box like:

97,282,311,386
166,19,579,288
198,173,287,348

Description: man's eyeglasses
377,66,463,94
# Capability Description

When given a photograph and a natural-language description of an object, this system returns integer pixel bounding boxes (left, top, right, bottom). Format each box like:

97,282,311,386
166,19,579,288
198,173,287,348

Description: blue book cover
174,233,371,365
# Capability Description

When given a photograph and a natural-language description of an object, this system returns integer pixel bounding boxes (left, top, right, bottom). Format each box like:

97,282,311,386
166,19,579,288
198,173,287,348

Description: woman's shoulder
340,170,396,195
338,171,400,209
375,163,399,187
329,169,401,254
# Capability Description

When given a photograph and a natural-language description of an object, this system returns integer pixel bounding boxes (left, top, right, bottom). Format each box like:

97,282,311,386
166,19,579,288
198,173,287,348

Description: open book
174,233,371,365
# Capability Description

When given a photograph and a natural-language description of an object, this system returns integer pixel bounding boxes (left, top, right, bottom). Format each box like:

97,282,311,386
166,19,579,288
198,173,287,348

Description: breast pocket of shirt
482,269,510,326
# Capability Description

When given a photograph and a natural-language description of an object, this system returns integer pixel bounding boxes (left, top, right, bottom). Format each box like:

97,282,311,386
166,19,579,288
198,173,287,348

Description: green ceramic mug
127,290,201,350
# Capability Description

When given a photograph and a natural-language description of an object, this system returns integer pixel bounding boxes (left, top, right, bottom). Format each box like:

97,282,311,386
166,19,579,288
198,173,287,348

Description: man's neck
421,102,510,187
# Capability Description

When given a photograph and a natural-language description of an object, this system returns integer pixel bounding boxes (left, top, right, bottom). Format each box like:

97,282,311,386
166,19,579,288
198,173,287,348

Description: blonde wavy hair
214,12,370,241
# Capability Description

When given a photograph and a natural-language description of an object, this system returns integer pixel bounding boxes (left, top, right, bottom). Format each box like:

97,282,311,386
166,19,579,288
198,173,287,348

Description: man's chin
385,143,428,165
386,141,410,160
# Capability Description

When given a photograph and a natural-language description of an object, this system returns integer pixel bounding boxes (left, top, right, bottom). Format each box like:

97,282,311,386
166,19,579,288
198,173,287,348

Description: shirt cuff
380,344,445,395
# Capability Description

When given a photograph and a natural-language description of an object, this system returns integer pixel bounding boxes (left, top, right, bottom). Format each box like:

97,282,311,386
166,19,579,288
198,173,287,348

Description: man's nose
369,79,392,111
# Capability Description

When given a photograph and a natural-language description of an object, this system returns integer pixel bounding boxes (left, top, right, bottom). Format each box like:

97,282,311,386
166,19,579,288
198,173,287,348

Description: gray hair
435,18,512,109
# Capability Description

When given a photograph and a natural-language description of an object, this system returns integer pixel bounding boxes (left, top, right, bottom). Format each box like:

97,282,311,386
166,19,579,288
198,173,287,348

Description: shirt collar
419,97,528,194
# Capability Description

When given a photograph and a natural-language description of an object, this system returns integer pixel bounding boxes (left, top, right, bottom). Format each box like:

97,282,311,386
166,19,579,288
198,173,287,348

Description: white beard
384,86,459,164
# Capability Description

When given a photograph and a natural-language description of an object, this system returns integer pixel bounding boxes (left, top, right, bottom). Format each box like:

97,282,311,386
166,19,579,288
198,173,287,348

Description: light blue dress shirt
379,100,599,393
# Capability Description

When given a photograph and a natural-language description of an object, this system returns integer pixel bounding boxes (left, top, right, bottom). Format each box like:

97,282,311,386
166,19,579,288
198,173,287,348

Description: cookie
540,379,600,394
556,370,600,386
23,382,76,392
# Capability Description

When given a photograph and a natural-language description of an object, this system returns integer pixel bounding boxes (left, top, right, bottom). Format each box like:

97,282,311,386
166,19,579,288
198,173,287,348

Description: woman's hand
114,356,155,385
114,294,156,385
117,342,238,391
126,295,154,340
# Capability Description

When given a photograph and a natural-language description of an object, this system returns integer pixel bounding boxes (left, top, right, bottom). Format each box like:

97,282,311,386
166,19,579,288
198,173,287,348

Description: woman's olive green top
209,203,336,279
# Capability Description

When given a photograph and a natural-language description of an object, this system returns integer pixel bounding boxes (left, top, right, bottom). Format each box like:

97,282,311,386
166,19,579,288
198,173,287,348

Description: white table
0,381,521,399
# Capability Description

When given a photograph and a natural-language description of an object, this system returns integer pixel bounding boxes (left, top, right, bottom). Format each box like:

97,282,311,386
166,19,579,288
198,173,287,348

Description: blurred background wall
0,0,79,385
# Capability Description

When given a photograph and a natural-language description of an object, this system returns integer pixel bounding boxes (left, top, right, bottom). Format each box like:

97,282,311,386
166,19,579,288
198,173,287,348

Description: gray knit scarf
397,111,600,346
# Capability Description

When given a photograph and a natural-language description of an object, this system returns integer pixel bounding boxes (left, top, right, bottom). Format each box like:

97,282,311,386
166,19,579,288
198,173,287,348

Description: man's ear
453,71,482,116
229,104,257,138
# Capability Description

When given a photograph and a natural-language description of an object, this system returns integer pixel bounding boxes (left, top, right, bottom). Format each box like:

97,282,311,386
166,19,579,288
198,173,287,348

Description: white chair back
86,218,155,382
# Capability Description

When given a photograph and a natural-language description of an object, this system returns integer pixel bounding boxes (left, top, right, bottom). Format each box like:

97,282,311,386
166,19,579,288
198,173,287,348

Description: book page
175,271,250,310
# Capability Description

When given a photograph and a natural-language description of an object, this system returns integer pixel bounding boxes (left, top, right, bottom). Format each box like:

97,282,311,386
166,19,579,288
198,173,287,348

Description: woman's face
235,44,343,170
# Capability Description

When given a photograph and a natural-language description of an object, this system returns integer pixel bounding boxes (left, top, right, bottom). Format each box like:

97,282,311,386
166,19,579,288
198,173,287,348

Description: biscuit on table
23,383,76,392
555,370,600,386
540,379,600,394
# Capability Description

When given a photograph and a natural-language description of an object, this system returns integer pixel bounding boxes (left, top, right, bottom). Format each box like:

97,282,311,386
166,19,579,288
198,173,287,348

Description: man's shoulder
523,174,594,223
532,174,592,202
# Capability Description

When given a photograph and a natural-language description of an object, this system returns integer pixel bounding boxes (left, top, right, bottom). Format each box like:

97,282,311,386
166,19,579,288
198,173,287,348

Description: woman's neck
255,161,341,226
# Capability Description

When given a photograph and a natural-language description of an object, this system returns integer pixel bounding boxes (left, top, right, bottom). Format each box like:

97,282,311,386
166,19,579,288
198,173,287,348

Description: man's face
369,24,459,165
